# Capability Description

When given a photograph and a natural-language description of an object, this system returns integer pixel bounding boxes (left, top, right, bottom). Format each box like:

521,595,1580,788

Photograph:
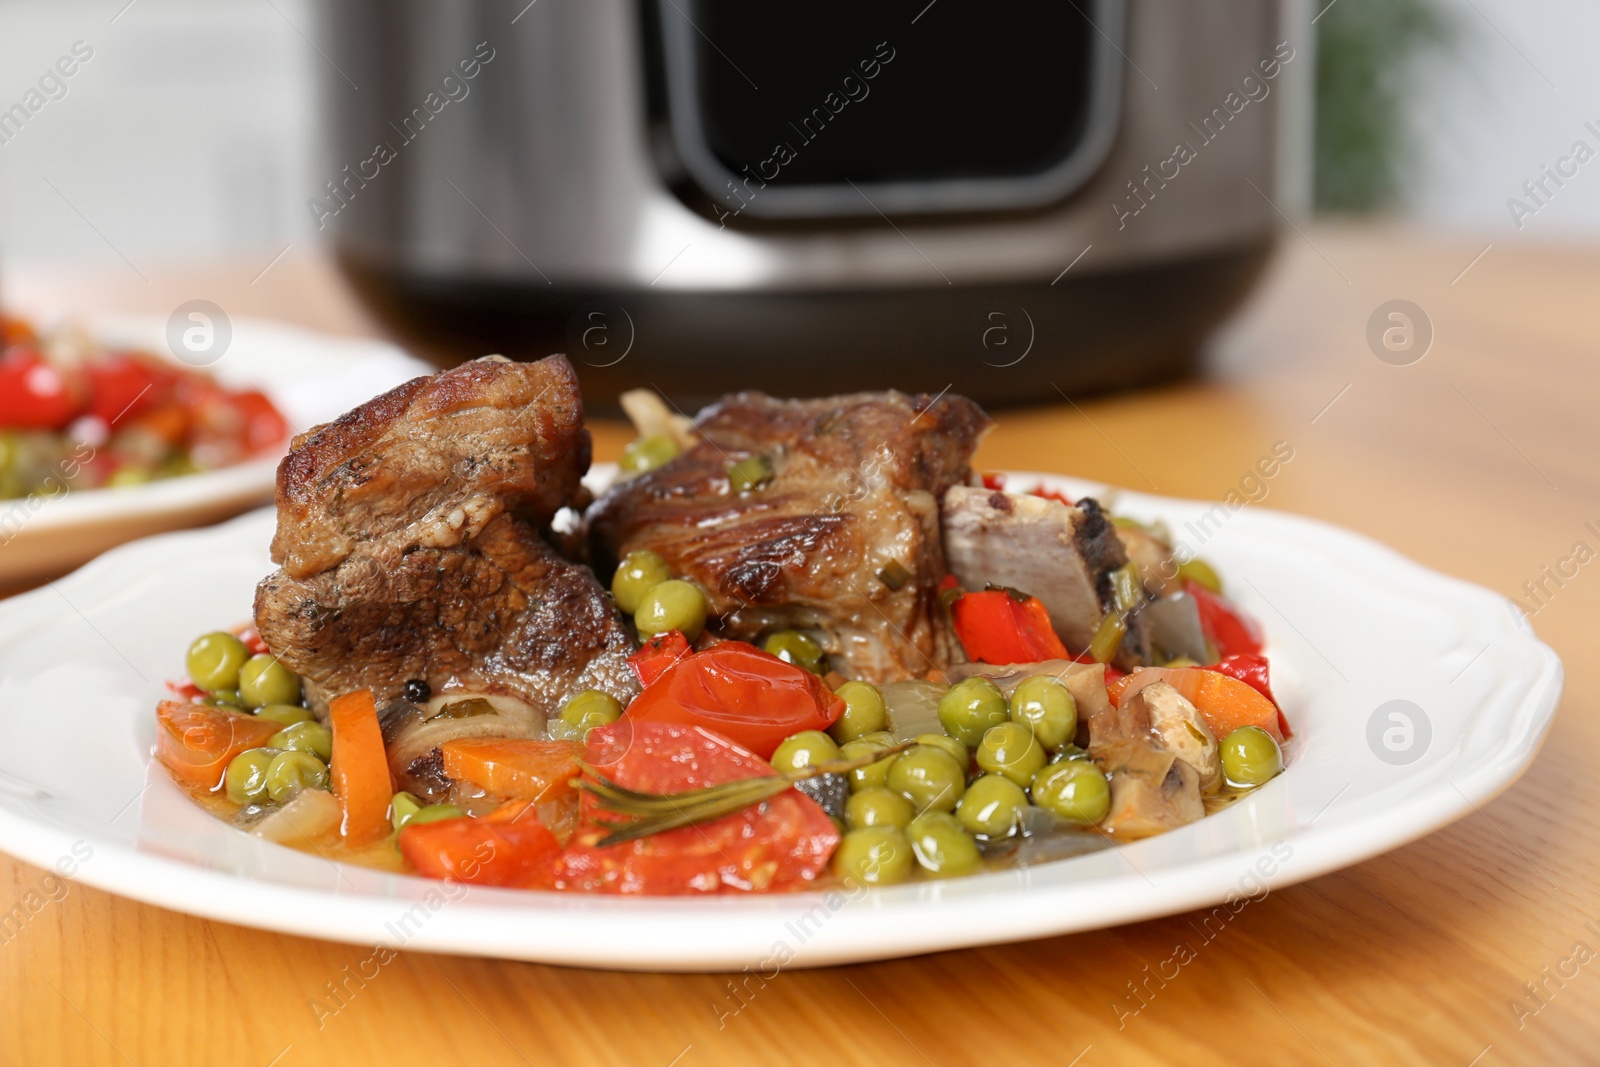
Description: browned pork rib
586,390,993,682
941,487,1128,652
254,355,637,718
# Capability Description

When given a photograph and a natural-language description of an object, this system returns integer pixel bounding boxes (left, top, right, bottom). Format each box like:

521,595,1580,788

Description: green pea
269,720,332,761
905,812,982,878
727,454,774,494
560,689,624,731
611,550,671,614
633,579,708,641
858,731,898,747
391,791,425,831
1031,762,1110,824
224,748,276,805
832,827,914,886
937,677,1009,748
1178,558,1223,594
915,733,969,769
763,630,824,675
407,804,464,828
254,704,315,727
845,786,915,831
976,722,1048,787
886,746,966,813
1220,725,1283,788
202,692,244,710
1009,675,1078,750
840,737,894,791
238,654,302,709
620,433,679,476
771,730,841,775
957,774,1030,838
265,750,329,804
186,631,250,692
1051,743,1092,763
830,681,888,743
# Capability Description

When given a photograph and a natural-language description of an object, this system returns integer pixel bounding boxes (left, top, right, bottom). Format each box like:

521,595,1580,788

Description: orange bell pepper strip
154,700,282,791
328,689,394,846
950,590,1069,665
1108,667,1285,743
440,738,583,802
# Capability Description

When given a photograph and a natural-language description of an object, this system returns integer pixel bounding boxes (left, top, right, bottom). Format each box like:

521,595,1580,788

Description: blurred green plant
1315,0,1453,213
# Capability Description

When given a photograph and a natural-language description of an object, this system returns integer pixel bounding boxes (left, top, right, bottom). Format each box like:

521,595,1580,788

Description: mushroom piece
1123,681,1220,793
1096,740,1205,838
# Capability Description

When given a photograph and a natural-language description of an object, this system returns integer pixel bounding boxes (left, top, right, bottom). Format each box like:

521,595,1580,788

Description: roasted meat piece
254,355,637,717
941,486,1151,666
586,390,993,682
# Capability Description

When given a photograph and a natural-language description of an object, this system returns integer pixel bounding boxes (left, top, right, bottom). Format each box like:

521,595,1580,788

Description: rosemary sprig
577,741,914,847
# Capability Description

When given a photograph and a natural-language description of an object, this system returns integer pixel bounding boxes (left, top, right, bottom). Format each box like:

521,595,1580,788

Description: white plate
0,471,1562,971
0,317,432,584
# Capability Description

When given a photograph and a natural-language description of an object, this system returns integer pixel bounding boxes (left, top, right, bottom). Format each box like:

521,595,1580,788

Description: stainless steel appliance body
318,0,1310,407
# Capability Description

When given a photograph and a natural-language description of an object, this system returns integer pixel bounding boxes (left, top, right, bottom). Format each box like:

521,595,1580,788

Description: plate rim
0,471,1564,970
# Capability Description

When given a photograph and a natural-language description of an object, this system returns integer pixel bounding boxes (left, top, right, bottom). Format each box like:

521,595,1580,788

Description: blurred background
0,0,1589,409
1,0,1589,246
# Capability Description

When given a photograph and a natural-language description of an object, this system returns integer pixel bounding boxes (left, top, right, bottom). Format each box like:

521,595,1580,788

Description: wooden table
1,229,1592,1065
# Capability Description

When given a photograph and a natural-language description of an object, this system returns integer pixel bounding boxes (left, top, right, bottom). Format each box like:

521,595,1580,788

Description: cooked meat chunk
586,390,992,682
942,487,1139,660
254,355,636,716
270,354,588,580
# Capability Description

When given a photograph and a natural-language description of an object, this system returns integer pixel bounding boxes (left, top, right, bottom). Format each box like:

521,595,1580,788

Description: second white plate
0,317,431,584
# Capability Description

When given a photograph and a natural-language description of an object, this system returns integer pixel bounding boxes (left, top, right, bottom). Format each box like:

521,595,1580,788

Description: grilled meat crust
586,389,993,682
270,354,588,580
254,355,635,715
255,512,637,713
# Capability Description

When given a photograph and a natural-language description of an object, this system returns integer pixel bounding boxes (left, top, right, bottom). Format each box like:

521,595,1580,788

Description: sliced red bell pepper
622,641,843,760
1184,578,1264,660
628,630,692,687
950,590,1069,665
1209,653,1290,739
399,801,561,887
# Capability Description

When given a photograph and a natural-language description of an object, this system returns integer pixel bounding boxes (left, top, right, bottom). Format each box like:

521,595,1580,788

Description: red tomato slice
622,641,843,760
154,701,282,791
551,722,838,894
0,348,84,430
399,801,561,887
85,352,175,426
